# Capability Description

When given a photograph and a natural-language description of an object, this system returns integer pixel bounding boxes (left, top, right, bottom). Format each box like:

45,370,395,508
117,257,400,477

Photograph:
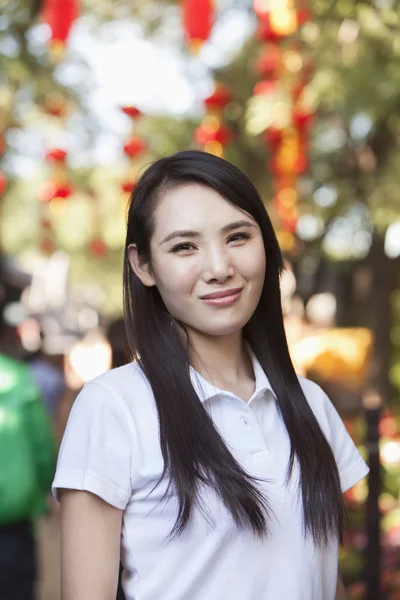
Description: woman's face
129,183,266,339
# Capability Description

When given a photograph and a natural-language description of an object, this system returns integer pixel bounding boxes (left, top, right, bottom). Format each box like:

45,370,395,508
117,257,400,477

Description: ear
127,244,156,287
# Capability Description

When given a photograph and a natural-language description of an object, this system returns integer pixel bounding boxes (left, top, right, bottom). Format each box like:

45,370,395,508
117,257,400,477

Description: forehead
153,183,251,237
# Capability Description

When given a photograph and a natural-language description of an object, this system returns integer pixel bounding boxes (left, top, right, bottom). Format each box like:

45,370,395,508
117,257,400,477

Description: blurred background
0,1,399,599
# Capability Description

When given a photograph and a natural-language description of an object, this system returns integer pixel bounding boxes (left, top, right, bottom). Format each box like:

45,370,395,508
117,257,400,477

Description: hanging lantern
256,46,281,77
121,106,142,119
292,81,306,101
204,84,232,111
121,180,136,194
292,107,314,130
252,0,314,241
39,57,75,256
183,0,213,51
45,148,67,163
253,0,271,20
297,9,312,25
294,154,308,173
41,218,52,232
257,17,280,43
40,182,73,203
195,81,234,157
39,211,55,256
89,237,108,258
123,137,147,158
120,106,148,197
44,92,67,117
86,190,108,257
274,187,298,211
253,80,278,96
281,215,298,233
263,127,283,148
42,0,79,45
195,122,232,146
0,170,7,195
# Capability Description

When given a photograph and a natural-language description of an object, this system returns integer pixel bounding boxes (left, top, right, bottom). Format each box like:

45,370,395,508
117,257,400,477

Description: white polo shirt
52,351,369,600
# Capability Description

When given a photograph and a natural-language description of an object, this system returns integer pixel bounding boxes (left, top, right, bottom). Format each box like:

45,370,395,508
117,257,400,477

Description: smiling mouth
199,288,243,307
200,288,243,300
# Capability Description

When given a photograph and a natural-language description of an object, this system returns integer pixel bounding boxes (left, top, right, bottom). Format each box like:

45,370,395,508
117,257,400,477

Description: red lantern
40,182,73,203
256,46,281,77
44,93,67,116
123,137,147,158
257,17,280,43
0,171,6,195
274,175,297,193
294,154,308,173
292,81,306,101
253,80,278,96
297,9,312,26
292,107,314,130
42,0,79,43
195,123,232,146
121,180,136,194
121,106,142,119
204,84,232,110
41,218,53,231
263,128,282,149
89,238,107,257
183,0,213,47
282,215,298,233
46,148,67,163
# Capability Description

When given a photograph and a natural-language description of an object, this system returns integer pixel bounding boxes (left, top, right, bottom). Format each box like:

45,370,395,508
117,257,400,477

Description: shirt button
241,416,249,426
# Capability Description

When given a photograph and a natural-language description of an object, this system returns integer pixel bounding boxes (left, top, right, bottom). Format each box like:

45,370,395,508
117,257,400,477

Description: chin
199,318,248,338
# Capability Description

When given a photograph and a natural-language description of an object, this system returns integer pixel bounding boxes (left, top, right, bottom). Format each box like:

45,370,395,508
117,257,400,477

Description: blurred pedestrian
0,264,57,600
27,344,65,421
53,151,368,600
0,349,57,600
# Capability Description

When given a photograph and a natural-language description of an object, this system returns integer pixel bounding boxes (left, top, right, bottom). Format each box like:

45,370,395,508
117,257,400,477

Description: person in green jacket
0,351,57,600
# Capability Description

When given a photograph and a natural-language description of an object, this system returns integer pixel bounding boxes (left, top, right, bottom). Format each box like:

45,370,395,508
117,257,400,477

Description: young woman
53,150,368,600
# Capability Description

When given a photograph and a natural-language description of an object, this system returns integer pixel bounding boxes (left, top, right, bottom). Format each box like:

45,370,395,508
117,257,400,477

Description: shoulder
88,361,151,398
296,375,354,448
296,375,369,491
296,375,337,435
73,361,155,425
297,375,327,409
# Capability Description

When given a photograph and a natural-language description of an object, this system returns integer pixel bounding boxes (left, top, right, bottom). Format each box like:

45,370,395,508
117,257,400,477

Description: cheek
255,253,267,283
152,256,197,298
240,245,266,284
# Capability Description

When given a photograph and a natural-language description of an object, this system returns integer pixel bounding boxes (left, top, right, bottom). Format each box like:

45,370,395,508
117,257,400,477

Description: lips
200,287,243,300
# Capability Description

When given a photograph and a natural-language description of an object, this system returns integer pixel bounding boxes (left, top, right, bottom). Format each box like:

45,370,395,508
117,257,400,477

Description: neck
188,330,254,390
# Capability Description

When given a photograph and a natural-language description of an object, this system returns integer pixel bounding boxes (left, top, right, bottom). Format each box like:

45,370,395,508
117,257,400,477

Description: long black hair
123,150,343,544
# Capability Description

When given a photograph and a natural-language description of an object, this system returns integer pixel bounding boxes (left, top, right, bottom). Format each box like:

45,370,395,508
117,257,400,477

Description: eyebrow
160,220,257,245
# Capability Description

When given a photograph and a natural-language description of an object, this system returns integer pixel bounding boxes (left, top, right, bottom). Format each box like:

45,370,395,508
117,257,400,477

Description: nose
202,245,234,284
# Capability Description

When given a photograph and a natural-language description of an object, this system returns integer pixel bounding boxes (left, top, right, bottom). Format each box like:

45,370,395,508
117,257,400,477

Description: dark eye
170,242,196,253
228,232,251,243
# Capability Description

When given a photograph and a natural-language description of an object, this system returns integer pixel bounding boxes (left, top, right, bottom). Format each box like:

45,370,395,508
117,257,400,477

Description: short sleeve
322,392,369,492
52,381,133,509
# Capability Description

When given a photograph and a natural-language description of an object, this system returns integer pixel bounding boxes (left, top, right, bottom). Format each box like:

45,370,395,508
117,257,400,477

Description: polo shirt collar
189,345,275,404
